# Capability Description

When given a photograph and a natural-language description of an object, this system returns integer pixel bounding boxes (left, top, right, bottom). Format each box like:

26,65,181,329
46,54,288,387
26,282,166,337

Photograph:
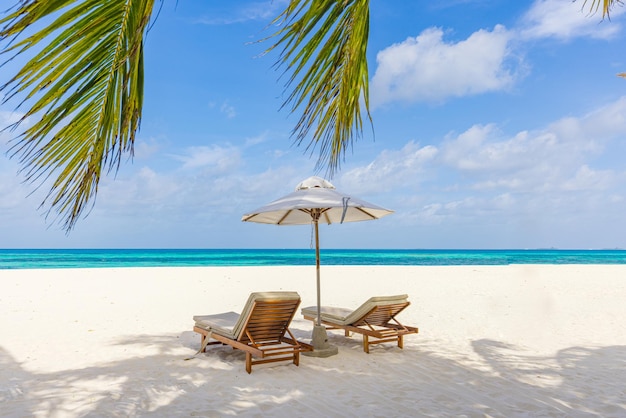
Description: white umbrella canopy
242,176,392,225
242,175,393,236
242,176,393,356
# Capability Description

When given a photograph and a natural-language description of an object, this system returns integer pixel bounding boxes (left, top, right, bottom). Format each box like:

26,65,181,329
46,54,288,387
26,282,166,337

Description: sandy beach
1,265,625,417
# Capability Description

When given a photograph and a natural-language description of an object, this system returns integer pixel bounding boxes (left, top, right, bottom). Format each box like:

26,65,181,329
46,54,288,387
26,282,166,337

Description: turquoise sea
1,248,626,269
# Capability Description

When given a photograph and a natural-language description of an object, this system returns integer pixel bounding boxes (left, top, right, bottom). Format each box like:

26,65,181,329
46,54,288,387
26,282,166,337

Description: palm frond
0,0,155,231
582,0,623,18
267,0,371,176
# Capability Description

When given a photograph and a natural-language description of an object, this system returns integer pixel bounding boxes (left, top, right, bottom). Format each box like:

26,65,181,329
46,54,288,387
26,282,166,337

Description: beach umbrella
242,176,393,356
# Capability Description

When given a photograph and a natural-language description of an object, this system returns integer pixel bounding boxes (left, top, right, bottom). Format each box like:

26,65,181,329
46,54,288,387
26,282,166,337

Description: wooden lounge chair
301,295,419,353
192,291,313,373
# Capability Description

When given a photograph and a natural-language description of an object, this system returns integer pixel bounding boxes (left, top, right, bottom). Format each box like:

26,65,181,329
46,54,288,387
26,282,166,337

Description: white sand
1,265,625,417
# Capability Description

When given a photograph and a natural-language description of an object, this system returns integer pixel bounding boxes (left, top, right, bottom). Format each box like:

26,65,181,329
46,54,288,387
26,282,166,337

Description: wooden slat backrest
351,302,409,327
238,299,300,343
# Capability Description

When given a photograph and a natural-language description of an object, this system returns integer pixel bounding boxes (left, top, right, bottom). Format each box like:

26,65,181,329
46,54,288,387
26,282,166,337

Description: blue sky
2,0,626,249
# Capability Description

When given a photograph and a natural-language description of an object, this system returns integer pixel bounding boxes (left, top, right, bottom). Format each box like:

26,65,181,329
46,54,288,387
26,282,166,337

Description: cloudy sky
2,0,626,249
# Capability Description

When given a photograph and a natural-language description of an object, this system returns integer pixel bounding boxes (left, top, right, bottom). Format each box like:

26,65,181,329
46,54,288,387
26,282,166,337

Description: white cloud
520,0,623,40
370,1,625,108
95,167,181,216
437,115,617,193
220,102,237,119
0,154,50,230
0,168,28,210
335,96,626,246
194,0,288,25
243,132,269,147
0,110,23,146
170,144,241,172
371,25,518,106
576,96,626,138
133,137,161,160
563,164,616,191
0,110,21,124
339,141,438,194
439,97,626,186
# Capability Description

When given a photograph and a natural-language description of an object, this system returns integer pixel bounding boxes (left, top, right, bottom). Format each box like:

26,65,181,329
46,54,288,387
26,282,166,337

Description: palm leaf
0,0,155,230
582,0,622,17
267,0,371,176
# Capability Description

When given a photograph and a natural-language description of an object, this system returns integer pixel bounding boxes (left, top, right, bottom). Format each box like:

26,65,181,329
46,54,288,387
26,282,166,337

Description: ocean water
1,248,626,269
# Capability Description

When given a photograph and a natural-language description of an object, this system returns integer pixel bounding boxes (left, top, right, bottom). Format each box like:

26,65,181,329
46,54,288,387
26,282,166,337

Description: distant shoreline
2,248,626,269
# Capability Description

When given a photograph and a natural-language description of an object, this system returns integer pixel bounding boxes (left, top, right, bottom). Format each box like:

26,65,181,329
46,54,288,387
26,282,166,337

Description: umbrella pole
314,217,321,327
304,212,338,357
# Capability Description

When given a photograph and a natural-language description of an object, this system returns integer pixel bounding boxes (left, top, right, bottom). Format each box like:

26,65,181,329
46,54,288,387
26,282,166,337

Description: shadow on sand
1,331,625,417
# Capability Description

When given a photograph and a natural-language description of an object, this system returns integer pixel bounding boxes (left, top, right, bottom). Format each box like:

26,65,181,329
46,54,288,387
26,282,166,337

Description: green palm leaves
1,0,373,232
269,0,371,175
1,0,155,230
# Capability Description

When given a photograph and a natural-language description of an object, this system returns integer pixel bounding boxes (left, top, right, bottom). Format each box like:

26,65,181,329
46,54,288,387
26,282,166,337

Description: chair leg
245,352,252,374
293,351,300,366
200,335,206,353
363,335,370,354
398,335,404,349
